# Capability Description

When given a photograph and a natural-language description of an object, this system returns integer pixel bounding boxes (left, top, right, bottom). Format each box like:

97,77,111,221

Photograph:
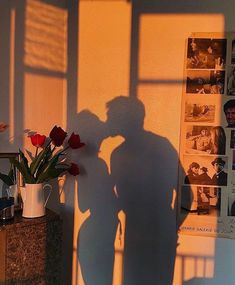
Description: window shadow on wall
1,0,233,284
0,0,25,151
0,0,70,283
128,1,235,285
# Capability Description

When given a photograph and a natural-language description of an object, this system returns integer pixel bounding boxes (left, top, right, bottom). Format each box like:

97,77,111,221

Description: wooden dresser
0,209,62,284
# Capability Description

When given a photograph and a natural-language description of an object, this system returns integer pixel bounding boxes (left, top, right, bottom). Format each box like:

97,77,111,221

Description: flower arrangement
10,125,85,184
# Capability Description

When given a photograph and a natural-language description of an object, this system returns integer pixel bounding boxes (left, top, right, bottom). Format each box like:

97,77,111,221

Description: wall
73,1,235,285
1,0,235,284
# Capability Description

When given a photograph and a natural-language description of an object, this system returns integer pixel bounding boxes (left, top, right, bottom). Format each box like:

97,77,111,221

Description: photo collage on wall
178,33,235,239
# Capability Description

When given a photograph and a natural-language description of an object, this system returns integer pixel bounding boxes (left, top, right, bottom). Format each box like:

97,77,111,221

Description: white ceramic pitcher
21,183,52,218
9,184,19,206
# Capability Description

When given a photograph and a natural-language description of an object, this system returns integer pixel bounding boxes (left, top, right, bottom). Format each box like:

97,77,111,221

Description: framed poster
178,32,235,239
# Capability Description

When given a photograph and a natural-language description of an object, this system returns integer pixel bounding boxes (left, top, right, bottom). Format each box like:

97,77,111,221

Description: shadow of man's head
106,96,183,285
106,95,145,137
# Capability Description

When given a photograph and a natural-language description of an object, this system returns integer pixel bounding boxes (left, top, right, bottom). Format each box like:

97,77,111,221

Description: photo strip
179,33,235,238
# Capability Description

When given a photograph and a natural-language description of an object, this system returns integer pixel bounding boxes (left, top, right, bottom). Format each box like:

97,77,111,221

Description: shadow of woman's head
75,110,106,155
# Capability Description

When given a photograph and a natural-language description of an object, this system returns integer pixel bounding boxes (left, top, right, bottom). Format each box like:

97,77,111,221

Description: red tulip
49,125,67,147
30,134,46,147
0,122,8,133
68,133,85,149
68,163,80,176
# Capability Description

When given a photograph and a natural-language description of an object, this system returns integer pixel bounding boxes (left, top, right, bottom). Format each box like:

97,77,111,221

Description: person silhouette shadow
75,110,119,285
105,96,186,285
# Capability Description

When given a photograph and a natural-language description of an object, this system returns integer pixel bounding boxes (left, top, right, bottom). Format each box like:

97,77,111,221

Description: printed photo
223,99,235,128
184,102,215,122
181,185,196,211
227,66,235,95
197,187,221,216
231,130,235,148
185,125,226,155
228,194,235,216
233,150,235,170
186,70,225,94
187,38,226,69
183,156,228,186
231,39,235,64
181,186,221,217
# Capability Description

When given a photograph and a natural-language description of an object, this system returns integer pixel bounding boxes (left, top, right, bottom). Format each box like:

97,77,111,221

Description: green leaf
10,156,35,184
36,149,65,183
8,168,15,183
0,172,14,186
19,149,30,171
36,166,67,183
30,146,52,176
35,147,54,178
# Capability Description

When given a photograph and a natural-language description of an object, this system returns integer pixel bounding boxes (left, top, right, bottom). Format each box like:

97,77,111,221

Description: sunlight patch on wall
139,14,225,81
23,73,65,151
74,1,131,284
113,210,126,285
77,0,131,121
137,14,224,150
138,84,182,150
174,235,215,285
72,180,90,285
137,13,224,285
24,0,67,73
99,136,124,174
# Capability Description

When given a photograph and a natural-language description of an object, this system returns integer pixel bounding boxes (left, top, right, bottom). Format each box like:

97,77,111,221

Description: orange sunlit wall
74,7,225,285
138,14,225,149
21,1,226,283
74,1,131,285
23,0,67,152
1,0,229,283
77,1,131,121
137,13,224,285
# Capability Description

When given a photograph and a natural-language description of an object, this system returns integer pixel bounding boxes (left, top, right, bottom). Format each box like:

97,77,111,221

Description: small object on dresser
0,197,14,220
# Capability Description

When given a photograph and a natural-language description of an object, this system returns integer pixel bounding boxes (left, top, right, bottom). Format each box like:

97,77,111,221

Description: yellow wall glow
136,13,224,285
74,2,131,284
77,1,131,121
24,73,65,151
4,0,226,283
138,14,224,148
72,9,225,285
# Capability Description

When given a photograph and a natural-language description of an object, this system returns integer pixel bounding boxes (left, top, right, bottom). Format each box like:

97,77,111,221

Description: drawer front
0,230,6,283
